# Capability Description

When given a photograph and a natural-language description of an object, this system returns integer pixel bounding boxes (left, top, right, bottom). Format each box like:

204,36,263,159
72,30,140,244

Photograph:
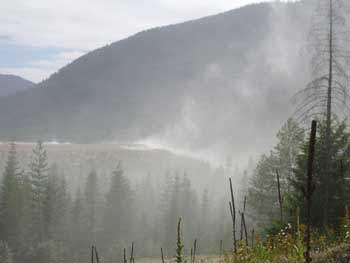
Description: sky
0,0,272,82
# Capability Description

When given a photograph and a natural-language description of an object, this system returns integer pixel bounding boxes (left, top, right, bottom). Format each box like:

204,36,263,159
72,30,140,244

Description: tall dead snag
94,246,100,263
240,197,247,241
276,170,283,223
294,0,350,227
91,246,94,263
192,239,197,263
229,178,237,256
303,120,317,263
161,248,165,263
124,248,127,263
241,212,248,251
130,242,134,263
219,240,223,260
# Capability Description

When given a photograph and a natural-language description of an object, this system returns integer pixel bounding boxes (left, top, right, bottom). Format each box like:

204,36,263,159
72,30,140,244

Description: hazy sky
0,0,273,82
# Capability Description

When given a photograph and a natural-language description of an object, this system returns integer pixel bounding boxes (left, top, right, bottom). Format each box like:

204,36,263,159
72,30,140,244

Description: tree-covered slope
0,2,314,159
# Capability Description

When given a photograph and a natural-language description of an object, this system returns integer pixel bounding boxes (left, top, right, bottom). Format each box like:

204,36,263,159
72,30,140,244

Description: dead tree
276,170,284,223
219,240,223,259
94,246,100,263
130,242,134,263
294,0,350,226
161,248,165,263
302,120,317,263
192,239,197,263
241,212,248,250
240,197,247,241
91,246,94,263
124,248,127,263
229,178,237,256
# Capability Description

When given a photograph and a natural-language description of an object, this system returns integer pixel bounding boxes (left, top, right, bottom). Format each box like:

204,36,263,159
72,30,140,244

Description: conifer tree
103,162,134,246
44,164,69,241
175,218,183,263
0,142,23,249
291,119,350,228
294,0,350,227
85,169,98,243
28,141,49,244
70,188,87,263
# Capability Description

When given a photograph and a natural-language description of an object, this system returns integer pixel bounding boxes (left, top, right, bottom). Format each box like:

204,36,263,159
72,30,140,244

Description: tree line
0,141,233,263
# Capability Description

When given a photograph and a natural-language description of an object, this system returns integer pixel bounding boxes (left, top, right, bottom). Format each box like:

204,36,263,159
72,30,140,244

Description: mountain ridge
0,1,315,162
0,74,34,97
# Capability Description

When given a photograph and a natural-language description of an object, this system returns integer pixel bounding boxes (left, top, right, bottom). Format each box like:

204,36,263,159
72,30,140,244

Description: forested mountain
0,1,316,160
0,74,34,97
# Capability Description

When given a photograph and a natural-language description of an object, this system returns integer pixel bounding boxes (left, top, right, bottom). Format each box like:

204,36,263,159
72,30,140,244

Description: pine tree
84,169,98,243
164,174,181,250
179,174,198,248
70,188,87,263
198,189,209,249
294,0,350,227
44,164,69,241
248,153,279,228
248,119,305,226
274,118,304,193
175,218,184,263
28,141,49,244
103,162,134,246
290,119,350,228
0,142,23,249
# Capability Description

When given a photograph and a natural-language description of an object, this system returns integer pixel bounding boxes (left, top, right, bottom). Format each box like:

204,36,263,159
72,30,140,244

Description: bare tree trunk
229,178,237,257
161,248,165,263
130,242,134,263
304,120,317,263
91,246,94,263
94,246,100,263
324,0,334,228
193,239,197,263
240,197,247,241
276,170,283,223
241,212,248,250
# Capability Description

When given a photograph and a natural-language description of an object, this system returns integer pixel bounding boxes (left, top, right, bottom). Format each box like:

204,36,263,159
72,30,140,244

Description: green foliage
29,141,49,244
175,218,184,263
0,143,24,249
248,119,304,228
103,162,135,245
84,169,98,242
44,164,69,242
290,119,350,229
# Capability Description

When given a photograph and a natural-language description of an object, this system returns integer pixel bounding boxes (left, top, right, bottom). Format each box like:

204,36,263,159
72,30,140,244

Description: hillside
0,74,34,97
0,1,316,161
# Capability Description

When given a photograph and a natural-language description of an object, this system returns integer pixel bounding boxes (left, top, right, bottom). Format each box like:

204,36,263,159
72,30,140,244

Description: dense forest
0,141,244,263
3,0,350,263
